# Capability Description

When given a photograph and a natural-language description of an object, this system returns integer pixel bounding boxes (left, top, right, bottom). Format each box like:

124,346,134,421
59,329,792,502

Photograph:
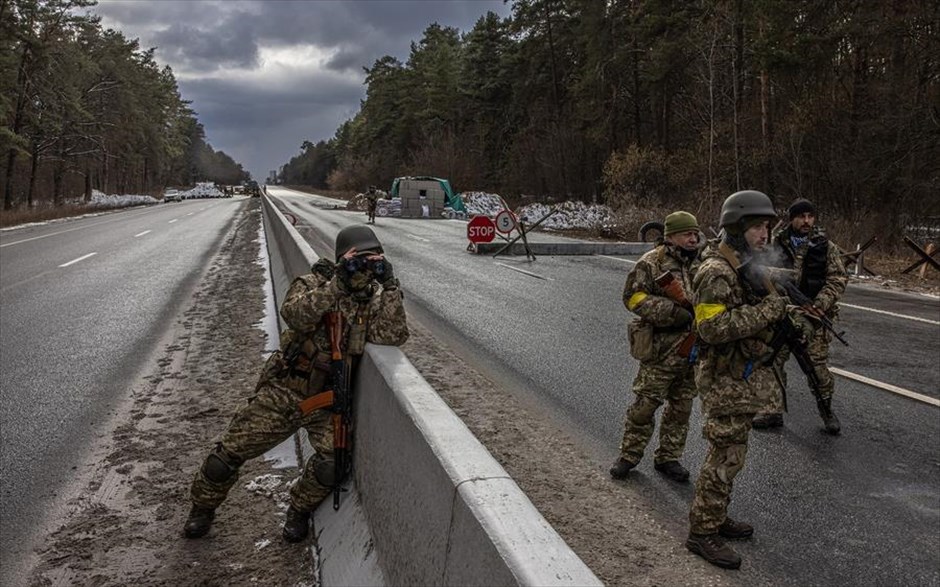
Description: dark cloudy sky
90,0,512,181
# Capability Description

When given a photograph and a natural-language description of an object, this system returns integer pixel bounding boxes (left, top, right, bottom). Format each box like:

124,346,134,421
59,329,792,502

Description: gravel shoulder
26,198,742,586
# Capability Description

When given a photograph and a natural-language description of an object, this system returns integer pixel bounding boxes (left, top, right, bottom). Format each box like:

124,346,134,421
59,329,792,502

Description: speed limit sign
495,209,516,234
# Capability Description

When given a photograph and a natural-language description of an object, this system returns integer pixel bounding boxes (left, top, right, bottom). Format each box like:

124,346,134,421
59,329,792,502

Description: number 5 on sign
495,209,517,234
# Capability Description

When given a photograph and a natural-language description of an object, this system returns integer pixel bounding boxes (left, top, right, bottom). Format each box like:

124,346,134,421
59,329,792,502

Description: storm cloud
90,0,512,179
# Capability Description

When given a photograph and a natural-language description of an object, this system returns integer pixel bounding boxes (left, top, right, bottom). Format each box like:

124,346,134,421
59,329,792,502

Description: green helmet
719,190,776,229
335,225,382,261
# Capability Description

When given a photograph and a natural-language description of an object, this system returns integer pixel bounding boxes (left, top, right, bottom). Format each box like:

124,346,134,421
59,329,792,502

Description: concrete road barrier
260,195,601,586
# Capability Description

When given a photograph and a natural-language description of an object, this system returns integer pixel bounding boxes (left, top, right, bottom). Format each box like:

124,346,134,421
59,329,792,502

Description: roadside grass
0,204,93,228
0,201,161,229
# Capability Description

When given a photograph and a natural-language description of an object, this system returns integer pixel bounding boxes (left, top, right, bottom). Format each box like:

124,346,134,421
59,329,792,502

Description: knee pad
716,443,747,484
311,455,336,487
202,447,241,484
628,396,662,424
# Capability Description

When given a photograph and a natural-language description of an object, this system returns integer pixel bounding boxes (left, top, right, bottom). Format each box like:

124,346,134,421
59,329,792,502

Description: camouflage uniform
618,243,700,466
190,268,408,512
758,226,847,415
689,243,786,535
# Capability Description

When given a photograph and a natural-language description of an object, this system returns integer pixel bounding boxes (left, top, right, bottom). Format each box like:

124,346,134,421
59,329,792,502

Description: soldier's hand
311,258,335,280
367,254,394,283
790,309,817,341
671,305,693,328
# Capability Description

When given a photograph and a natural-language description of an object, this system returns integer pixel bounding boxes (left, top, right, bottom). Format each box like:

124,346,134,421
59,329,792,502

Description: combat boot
752,412,784,429
654,460,690,483
183,505,215,539
718,517,753,540
282,506,311,543
816,399,841,435
609,457,637,480
685,533,742,570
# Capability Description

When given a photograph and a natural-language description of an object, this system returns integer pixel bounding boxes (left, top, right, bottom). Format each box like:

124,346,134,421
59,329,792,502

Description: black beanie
788,198,815,219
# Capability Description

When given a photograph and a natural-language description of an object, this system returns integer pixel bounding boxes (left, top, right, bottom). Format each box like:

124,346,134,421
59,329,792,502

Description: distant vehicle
245,180,261,197
164,189,182,203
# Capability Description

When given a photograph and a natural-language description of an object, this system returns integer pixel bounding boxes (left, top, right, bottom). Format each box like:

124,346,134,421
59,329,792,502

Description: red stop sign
467,215,496,243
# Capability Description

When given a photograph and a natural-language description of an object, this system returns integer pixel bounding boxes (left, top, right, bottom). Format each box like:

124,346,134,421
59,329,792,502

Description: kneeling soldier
183,225,409,542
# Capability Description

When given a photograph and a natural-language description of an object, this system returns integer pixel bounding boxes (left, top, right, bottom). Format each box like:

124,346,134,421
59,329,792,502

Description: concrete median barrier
260,195,602,586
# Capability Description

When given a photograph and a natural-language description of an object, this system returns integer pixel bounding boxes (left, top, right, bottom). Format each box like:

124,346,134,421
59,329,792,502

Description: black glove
370,256,394,283
671,305,693,328
311,258,335,280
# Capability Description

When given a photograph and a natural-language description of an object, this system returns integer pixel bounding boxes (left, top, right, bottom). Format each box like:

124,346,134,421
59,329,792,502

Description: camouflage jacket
623,242,700,359
772,226,847,315
692,243,783,417
264,268,408,393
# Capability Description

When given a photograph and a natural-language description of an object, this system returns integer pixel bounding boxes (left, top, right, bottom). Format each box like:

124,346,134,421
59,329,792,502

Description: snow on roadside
180,182,223,198
457,190,613,230
517,201,614,230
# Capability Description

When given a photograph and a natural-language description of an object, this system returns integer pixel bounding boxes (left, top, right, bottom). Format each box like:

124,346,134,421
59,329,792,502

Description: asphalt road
270,186,940,586
0,197,247,582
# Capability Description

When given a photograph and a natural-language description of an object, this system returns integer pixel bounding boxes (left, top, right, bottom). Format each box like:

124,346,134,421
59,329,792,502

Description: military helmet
719,190,776,228
335,225,382,261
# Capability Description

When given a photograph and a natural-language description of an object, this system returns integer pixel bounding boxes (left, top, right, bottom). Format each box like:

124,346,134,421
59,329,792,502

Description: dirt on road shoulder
28,198,316,586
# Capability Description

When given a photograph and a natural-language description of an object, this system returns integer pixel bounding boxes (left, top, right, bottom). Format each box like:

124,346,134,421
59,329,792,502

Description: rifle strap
298,390,334,416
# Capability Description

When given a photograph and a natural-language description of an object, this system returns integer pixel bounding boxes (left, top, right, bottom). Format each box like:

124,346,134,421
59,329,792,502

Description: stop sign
467,215,496,243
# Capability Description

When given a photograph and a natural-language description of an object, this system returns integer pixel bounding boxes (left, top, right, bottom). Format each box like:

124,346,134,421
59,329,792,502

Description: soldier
365,186,379,225
752,198,846,433
610,211,702,483
686,191,789,569
183,225,409,542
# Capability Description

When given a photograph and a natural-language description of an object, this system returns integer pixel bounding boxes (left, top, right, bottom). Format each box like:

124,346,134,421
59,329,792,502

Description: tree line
280,0,938,235
0,0,249,210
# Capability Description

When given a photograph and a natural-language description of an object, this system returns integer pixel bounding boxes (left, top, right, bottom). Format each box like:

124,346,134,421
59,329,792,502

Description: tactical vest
779,231,829,301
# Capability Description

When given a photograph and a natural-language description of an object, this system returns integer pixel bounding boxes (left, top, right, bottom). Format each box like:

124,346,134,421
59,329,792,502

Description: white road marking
831,367,940,407
838,303,939,325
186,212,194,216
0,208,162,247
134,230,151,238
59,252,97,267
406,233,429,242
599,255,637,265
168,219,178,224
494,262,552,281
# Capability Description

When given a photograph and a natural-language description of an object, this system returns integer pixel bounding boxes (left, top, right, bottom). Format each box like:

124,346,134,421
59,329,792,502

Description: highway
268,186,940,587
0,198,248,581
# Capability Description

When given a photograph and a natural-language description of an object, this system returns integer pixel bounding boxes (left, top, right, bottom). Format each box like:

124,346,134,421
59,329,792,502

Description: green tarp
389,176,467,213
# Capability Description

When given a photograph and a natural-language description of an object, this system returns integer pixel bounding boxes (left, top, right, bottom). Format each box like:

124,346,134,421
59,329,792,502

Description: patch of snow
255,538,272,550
517,201,614,230
245,474,283,497
180,182,223,199
461,192,505,217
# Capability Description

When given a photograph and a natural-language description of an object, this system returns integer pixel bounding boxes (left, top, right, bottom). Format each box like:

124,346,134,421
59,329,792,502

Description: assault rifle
654,272,697,359
764,314,822,412
326,311,351,510
738,260,848,347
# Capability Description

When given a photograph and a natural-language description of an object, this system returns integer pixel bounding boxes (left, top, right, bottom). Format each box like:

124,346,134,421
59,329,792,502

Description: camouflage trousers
618,360,697,465
689,413,753,535
757,327,834,415
190,381,334,512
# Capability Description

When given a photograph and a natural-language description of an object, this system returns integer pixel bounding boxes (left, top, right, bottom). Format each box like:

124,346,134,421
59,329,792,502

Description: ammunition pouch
628,319,655,362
